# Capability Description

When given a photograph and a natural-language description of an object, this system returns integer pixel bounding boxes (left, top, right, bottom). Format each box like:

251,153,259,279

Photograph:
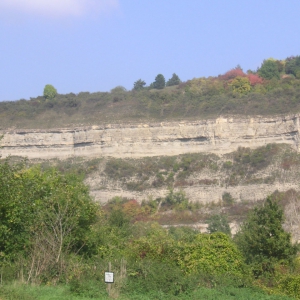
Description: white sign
104,272,114,283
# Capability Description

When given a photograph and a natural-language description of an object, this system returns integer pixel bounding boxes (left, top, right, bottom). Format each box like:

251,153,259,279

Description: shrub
176,232,248,278
222,192,235,206
124,260,196,296
277,274,300,299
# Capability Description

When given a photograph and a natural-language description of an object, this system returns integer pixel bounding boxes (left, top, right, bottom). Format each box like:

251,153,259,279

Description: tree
207,214,231,236
0,159,33,261
111,86,127,93
133,79,146,91
153,74,165,89
258,59,280,80
110,86,127,102
235,197,297,276
28,169,97,281
229,76,251,94
166,73,181,86
220,68,246,80
43,84,57,100
0,161,97,282
247,73,264,86
163,189,189,211
283,191,300,242
285,56,300,79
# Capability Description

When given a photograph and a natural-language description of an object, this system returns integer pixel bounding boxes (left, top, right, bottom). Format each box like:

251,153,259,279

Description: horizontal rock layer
1,115,300,159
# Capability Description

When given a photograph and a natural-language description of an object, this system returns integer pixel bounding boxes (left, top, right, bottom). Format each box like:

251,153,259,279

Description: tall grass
0,283,295,300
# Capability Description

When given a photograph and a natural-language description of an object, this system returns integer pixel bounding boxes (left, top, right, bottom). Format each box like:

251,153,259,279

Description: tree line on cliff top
0,55,300,129
43,55,300,96
0,157,300,299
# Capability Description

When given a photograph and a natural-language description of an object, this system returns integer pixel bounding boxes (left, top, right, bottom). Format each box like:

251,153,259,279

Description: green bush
222,192,235,206
124,260,197,296
70,278,107,298
176,232,248,278
277,274,300,299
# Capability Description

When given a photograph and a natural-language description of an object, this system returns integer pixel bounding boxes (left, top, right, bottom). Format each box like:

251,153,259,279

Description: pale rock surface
1,115,300,159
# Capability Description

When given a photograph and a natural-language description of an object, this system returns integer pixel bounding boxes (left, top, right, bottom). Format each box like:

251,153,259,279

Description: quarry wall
1,115,300,159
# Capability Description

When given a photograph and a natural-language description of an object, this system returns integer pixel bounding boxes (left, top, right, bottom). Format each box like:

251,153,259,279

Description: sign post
105,262,114,297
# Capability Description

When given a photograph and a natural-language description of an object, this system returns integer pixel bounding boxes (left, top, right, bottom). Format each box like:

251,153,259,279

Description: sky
1,0,300,101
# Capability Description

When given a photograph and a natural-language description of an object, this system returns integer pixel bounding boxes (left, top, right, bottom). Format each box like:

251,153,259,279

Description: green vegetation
0,283,295,299
152,73,166,89
229,76,251,94
0,158,300,299
43,84,57,100
21,144,300,227
258,59,281,80
207,214,231,235
2,55,300,299
235,197,298,277
166,73,181,86
94,144,300,193
1,54,300,129
0,160,97,284
133,79,146,91
285,56,300,78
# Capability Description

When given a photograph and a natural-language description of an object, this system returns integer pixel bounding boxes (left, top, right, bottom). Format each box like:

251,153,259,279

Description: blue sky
1,0,300,101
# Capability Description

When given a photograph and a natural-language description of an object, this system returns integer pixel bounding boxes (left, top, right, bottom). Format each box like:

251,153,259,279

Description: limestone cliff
1,114,300,205
1,115,299,159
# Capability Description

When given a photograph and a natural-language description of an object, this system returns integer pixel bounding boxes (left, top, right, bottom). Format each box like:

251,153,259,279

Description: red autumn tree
247,73,264,86
219,68,246,80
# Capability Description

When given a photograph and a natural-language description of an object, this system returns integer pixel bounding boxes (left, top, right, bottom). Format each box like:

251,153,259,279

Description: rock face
1,114,300,206
88,182,300,205
1,115,300,159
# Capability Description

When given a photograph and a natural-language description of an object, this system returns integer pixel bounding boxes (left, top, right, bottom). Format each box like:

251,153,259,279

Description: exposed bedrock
1,115,300,159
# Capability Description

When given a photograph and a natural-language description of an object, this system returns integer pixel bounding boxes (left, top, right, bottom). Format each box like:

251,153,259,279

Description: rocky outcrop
1,115,300,159
88,182,299,204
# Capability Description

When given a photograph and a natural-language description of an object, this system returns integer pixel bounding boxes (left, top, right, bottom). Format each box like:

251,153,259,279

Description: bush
70,278,107,298
124,260,197,296
222,192,235,206
277,274,300,299
176,232,248,278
